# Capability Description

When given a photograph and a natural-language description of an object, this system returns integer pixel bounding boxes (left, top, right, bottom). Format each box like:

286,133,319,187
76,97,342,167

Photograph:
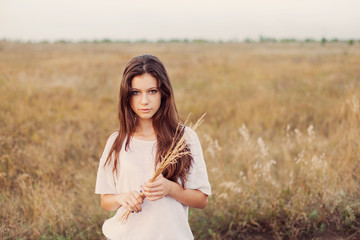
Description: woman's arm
142,175,208,209
101,191,144,212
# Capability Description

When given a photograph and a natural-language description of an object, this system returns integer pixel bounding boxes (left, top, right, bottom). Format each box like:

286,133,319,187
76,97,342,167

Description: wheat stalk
118,113,206,223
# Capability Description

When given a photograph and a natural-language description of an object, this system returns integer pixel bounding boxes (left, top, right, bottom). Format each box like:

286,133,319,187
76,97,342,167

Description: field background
1,41,360,239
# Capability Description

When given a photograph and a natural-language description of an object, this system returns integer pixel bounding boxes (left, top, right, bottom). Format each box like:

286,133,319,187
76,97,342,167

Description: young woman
95,55,211,240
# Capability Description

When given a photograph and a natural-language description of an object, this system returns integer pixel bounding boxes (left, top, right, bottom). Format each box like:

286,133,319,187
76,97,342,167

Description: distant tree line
0,37,358,45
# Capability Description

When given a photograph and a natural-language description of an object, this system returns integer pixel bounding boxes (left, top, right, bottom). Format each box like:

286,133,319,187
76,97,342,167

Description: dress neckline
131,136,157,143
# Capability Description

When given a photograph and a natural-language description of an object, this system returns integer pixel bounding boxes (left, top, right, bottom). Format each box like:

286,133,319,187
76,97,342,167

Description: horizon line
1,36,359,44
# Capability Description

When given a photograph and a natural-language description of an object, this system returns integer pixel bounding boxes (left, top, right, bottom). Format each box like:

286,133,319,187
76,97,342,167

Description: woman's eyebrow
131,87,158,91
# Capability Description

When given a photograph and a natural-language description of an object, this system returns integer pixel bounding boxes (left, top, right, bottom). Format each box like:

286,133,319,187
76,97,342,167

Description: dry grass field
1,41,360,239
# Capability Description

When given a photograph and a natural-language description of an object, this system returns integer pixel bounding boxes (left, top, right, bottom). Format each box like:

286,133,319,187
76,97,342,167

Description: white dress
95,127,211,240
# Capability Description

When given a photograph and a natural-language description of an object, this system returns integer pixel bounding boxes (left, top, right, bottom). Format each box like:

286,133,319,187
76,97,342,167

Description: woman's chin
137,113,155,120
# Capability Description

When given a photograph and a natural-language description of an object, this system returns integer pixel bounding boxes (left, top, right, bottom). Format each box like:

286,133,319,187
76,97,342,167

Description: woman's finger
144,190,165,200
137,193,145,203
146,194,163,201
124,200,133,212
132,193,143,211
132,196,141,212
132,191,144,204
128,195,141,212
143,185,163,193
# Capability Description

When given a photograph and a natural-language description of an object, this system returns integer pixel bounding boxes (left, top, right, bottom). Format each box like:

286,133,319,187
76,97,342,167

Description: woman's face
130,73,161,121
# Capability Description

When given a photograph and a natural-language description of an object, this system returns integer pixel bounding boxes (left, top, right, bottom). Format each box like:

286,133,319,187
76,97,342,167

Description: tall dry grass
0,41,360,239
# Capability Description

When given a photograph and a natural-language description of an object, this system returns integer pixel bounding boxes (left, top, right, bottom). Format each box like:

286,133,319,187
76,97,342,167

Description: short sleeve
95,132,119,194
184,127,212,196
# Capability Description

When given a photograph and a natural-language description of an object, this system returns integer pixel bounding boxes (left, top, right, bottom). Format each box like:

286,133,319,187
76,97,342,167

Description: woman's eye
149,90,157,94
132,91,140,95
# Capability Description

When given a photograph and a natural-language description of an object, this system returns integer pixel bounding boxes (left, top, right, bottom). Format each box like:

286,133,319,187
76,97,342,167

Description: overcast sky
1,0,359,41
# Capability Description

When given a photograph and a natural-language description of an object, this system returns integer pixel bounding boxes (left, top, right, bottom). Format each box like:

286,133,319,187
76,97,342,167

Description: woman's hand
142,174,173,201
115,191,144,213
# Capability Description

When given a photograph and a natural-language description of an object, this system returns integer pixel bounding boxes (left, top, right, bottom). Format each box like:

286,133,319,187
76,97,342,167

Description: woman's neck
133,118,156,140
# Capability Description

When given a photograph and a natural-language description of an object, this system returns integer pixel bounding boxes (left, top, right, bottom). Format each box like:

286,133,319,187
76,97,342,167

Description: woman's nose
141,93,149,105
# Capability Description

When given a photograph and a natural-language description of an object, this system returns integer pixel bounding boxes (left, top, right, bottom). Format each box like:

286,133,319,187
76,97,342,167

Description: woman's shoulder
183,126,200,145
98,131,119,164
104,131,119,146
184,125,197,137
108,131,119,139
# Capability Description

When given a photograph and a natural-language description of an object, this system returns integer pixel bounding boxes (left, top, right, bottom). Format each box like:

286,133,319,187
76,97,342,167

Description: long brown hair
104,55,193,187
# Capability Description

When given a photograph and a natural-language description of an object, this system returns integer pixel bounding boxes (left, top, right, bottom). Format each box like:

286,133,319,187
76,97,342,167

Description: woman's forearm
100,194,122,211
167,181,208,209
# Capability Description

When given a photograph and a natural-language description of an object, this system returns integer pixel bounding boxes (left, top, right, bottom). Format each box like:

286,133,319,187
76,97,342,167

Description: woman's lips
140,108,151,112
